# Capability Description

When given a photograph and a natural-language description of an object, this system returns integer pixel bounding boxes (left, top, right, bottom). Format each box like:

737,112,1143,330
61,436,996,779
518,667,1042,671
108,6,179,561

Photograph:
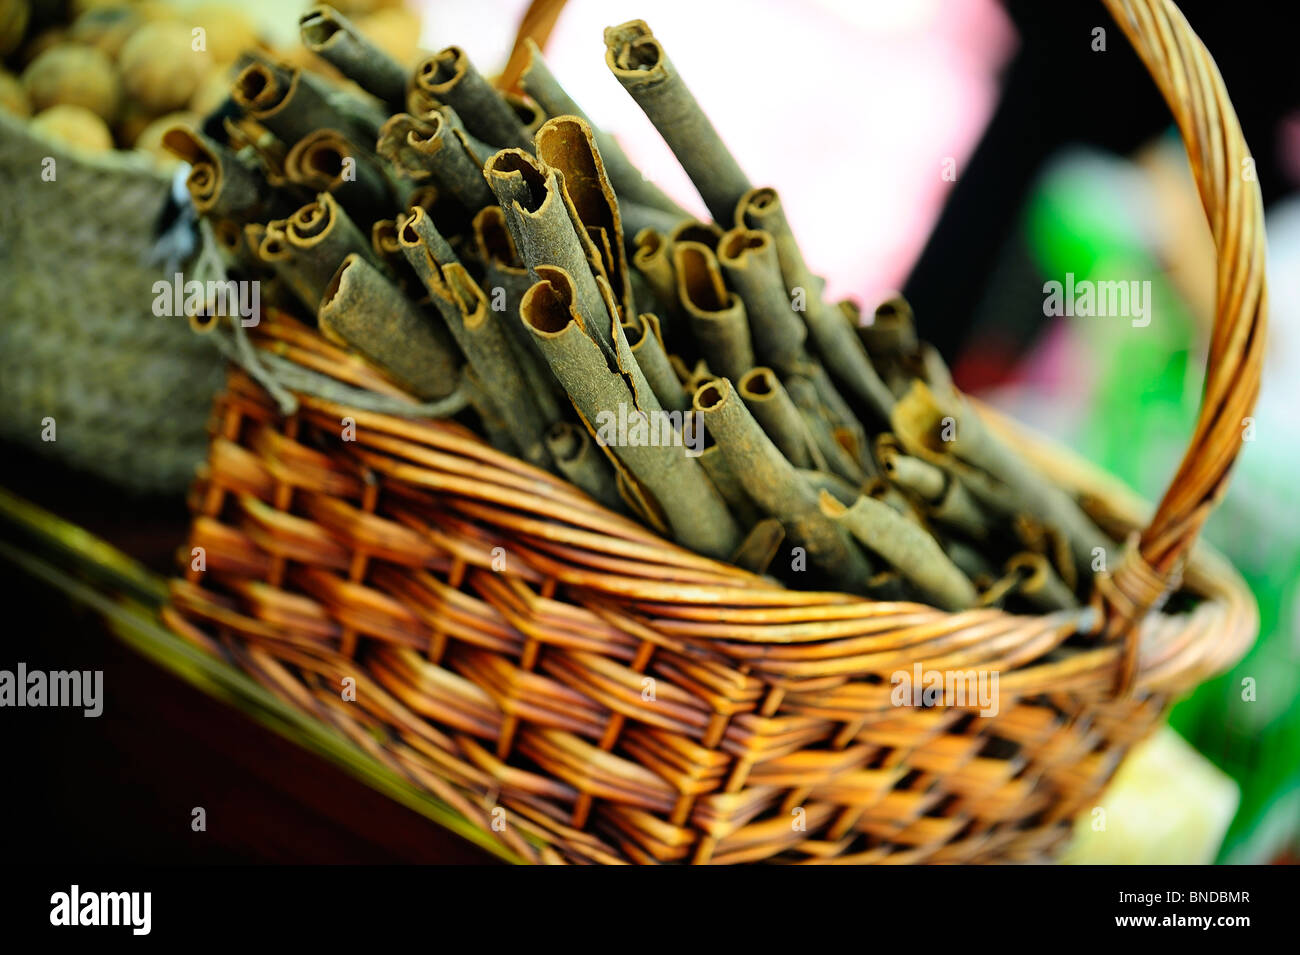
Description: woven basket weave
164,0,1264,863
0,112,224,494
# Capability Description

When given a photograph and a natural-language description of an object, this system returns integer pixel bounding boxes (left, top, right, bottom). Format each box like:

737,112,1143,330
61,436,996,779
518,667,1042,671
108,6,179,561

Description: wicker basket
0,112,225,494
163,0,1265,864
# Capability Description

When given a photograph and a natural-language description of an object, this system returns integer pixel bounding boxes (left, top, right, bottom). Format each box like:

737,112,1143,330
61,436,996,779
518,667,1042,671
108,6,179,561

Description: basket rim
202,357,1255,705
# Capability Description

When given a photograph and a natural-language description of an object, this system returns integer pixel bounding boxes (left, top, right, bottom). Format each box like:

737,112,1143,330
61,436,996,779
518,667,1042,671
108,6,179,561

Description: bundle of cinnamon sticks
169,5,1116,610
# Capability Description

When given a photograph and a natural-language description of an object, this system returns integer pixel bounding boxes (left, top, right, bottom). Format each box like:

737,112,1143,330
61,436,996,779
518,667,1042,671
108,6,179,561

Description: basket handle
1092,0,1266,692
498,0,569,92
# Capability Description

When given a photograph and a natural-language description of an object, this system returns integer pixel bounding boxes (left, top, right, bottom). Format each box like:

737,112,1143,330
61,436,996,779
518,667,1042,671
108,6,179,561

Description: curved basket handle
1094,0,1267,692
499,0,570,92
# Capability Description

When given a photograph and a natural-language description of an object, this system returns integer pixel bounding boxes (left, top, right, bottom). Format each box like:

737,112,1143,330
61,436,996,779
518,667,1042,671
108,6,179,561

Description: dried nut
118,21,208,114
21,43,122,122
0,0,29,58
69,5,143,59
30,103,115,152
191,3,258,65
0,68,31,116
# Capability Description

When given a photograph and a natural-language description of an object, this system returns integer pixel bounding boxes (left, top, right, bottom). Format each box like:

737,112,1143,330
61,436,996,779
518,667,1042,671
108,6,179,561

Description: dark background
0,441,498,865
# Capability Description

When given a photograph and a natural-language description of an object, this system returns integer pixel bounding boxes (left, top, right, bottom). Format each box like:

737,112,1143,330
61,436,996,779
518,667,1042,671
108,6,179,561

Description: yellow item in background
1063,726,1240,864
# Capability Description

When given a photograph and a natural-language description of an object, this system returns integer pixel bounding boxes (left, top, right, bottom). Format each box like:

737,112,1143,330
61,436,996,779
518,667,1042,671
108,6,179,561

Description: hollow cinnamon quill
604,20,751,225
674,242,753,382
737,186,895,421
535,115,634,319
299,5,407,110
415,46,531,150
545,422,624,513
484,149,615,356
318,254,461,402
520,38,687,219
694,378,872,592
891,380,1112,575
819,491,977,611
521,266,741,559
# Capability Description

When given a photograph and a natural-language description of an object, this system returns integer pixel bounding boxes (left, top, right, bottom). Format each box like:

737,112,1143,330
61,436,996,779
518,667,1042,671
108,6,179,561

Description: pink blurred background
412,0,1016,309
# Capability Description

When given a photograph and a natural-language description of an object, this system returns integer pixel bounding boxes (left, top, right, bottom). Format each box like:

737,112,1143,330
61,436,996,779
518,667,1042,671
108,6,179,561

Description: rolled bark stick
370,217,400,261
946,538,997,581
878,445,991,540
284,128,392,224
785,376,867,484
603,20,751,225
162,126,276,221
256,219,317,313
881,449,945,500
546,422,624,513
694,378,872,591
398,204,459,270
604,276,678,442
415,46,531,150
734,187,811,287
471,205,568,418
819,491,977,611
299,5,407,109
674,242,754,382
859,294,918,358
421,107,496,203
318,254,461,401
800,470,858,507
484,149,615,358
522,266,741,559
233,59,346,149
738,368,817,470
441,263,553,468
631,228,680,335
621,200,687,242
622,313,688,412
520,38,688,218
387,107,495,209
697,439,761,529
504,91,546,138
280,192,386,310
892,380,1112,575
670,218,723,254
376,113,435,181
730,517,786,576
534,115,633,318
1006,552,1079,612
718,228,807,373
253,218,288,261
397,213,463,306
737,186,894,420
